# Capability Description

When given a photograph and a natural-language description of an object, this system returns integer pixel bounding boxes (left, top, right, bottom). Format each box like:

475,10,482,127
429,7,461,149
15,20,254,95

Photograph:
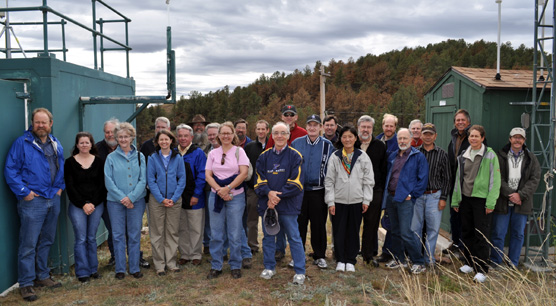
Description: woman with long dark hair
64,132,106,283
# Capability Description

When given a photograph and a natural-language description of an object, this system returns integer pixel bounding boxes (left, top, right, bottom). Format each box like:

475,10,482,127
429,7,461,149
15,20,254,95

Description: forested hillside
137,39,536,143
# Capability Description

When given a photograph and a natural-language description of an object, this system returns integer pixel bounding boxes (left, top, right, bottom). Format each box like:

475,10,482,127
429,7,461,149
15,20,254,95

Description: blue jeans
411,191,443,264
17,195,61,287
262,214,306,274
107,199,146,274
208,192,245,270
385,194,424,265
275,229,287,254
68,203,104,278
490,206,528,267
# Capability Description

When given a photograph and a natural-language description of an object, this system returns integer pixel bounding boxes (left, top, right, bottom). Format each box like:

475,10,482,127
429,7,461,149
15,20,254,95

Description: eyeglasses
221,153,226,165
272,131,289,136
283,113,295,117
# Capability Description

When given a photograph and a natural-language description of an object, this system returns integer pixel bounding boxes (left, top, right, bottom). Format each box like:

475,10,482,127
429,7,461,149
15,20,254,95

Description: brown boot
20,286,38,302
34,277,62,288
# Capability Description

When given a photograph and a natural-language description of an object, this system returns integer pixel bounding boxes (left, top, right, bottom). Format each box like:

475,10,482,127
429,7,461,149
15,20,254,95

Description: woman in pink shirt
205,121,249,280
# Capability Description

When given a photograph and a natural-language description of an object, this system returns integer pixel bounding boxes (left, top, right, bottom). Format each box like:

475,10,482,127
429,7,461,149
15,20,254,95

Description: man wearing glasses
264,105,307,261
255,122,306,284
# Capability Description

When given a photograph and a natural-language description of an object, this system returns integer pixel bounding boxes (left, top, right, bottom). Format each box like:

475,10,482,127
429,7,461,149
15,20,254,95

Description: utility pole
319,65,330,120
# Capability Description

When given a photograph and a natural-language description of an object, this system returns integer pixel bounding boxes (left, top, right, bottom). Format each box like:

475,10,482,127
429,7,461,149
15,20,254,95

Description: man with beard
234,119,252,148
189,114,210,152
382,128,428,274
96,118,120,266
5,108,65,301
357,115,387,266
377,114,399,156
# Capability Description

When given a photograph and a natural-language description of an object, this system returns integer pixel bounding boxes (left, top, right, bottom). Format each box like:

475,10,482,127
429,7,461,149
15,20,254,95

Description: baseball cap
263,208,280,235
422,123,436,134
281,105,297,115
510,127,526,138
306,114,322,124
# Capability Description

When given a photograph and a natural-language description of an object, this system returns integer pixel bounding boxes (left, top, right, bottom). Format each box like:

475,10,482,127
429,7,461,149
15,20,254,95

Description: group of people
5,106,540,302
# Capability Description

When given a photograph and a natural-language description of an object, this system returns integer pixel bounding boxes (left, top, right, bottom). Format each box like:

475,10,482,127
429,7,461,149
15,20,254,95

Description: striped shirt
419,144,451,201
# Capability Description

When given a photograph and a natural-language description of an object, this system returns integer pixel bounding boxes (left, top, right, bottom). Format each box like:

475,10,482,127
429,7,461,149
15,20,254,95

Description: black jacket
494,143,541,215
244,137,268,189
363,136,387,191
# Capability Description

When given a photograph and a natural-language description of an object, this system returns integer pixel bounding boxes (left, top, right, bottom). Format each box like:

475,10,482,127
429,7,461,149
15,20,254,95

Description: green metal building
424,66,554,237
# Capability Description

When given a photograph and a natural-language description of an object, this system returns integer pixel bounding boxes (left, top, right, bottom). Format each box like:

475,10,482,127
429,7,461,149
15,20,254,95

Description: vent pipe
495,0,502,80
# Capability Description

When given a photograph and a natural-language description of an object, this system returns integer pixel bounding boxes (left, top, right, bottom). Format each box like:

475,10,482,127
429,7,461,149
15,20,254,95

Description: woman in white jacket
325,125,374,272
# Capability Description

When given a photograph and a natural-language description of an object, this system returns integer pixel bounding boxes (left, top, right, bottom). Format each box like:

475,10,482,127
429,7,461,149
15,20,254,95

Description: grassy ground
2,221,556,305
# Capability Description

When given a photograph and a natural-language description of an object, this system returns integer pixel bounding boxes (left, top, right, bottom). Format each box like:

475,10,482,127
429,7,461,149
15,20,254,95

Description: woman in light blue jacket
104,122,147,280
147,130,186,276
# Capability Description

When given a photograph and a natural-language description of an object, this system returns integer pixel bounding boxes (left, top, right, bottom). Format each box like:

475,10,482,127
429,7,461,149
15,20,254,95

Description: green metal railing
0,0,132,77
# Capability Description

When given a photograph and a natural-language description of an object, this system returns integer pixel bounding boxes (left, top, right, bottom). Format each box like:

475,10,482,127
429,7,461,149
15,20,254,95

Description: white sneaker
410,264,426,274
288,260,294,268
345,263,355,272
459,265,474,274
473,272,487,283
260,269,276,279
336,262,346,272
385,259,408,269
293,274,305,285
314,258,328,269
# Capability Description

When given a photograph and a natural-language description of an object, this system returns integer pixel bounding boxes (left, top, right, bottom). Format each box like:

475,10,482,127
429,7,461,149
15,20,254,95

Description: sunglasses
221,153,226,165
283,113,295,117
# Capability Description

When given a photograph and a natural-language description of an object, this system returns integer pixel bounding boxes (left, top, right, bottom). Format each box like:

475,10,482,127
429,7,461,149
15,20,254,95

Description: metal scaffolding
524,0,556,270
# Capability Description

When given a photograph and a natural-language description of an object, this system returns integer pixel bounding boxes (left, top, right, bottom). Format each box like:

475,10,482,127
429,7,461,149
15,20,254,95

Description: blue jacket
291,135,334,191
4,128,65,200
147,149,186,204
377,132,398,156
181,145,207,209
382,147,429,208
255,145,304,216
104,145,147,203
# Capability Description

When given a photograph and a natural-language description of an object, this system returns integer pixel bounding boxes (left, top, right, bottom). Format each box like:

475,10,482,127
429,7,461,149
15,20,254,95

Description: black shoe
157,271,166,276
443,244,460,254
108,256,116,266
78,277,90,283
371,259,380,268
139,258,150,269
242,258,252,269
115,273,125,280
132,272,143,279
377,253,393,263
90,272,101,279
275,251,285,261
207,269,222,279
231,269,242,279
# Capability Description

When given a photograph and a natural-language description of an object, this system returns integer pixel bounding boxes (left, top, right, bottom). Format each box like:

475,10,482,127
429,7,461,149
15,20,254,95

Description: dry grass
2,223,556,305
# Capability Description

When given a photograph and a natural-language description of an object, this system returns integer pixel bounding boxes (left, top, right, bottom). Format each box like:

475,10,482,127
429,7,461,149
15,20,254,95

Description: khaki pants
178,208,205,260
148,195,182,272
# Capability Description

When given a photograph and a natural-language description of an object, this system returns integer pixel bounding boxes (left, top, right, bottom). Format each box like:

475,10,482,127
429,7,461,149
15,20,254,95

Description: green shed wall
0,56,136,292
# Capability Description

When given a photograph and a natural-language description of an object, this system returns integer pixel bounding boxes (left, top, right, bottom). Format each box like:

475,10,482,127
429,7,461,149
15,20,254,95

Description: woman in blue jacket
147,130,186,276
104,122,147,280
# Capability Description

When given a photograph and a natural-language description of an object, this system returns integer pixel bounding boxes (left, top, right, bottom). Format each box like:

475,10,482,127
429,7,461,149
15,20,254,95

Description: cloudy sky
3,0,542,96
